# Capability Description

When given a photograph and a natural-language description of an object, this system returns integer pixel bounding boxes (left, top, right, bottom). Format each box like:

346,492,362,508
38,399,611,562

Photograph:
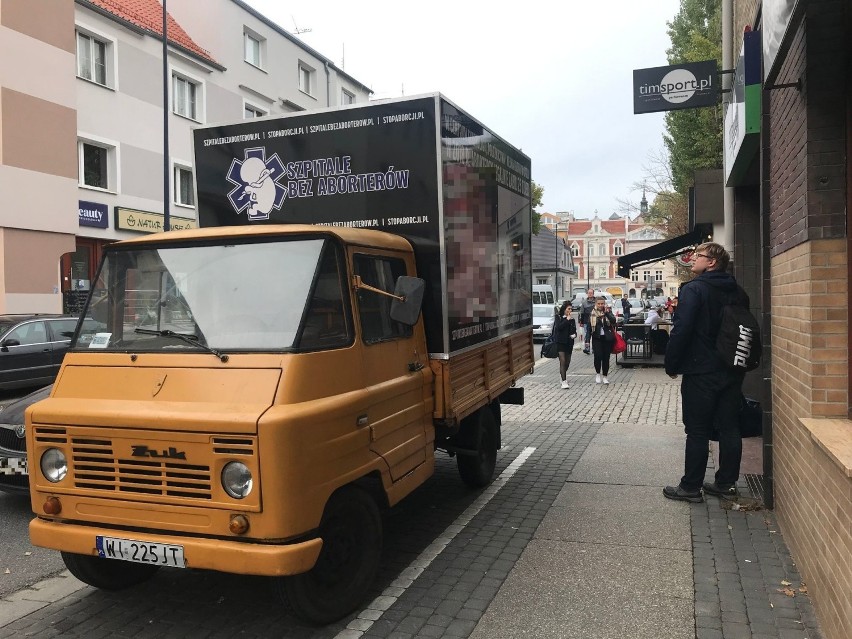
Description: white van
532,284,555,306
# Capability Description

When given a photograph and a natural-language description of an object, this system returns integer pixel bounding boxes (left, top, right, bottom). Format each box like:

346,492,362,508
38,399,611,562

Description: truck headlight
221,462,253,499
40,448,67,483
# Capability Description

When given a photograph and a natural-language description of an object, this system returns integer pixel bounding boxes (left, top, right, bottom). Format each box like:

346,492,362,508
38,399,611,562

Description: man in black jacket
663,243,747,503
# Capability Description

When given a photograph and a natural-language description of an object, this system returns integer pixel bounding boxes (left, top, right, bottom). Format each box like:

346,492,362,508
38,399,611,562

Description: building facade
725,2,851,638
540,208,680,299
0,0,372,314
0,0,78,313
531,224,575,300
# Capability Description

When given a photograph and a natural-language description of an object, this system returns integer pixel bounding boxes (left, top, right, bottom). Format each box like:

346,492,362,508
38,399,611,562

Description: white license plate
96,536,186,568
0,456,28,476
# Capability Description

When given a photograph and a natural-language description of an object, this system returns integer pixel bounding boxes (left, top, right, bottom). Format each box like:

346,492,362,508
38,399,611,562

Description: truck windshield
76,238,351,352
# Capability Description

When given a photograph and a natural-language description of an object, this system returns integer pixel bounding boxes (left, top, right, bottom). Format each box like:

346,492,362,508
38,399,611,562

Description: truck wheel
61,552,159,590
457,407,498,488
279,486,382,625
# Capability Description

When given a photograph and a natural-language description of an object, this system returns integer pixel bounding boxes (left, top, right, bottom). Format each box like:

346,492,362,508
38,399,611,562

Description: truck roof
110,224,415,253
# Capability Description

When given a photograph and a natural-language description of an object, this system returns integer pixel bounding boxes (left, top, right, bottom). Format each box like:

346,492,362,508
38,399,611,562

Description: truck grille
71,437,213,499
32,428,259,502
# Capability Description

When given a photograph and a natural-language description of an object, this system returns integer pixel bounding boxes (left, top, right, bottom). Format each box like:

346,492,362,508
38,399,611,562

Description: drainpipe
722,0,734,253
325,61,331,107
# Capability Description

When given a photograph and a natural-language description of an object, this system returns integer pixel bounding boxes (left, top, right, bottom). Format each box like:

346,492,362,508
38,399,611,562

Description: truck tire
279,485,382,625
457,406,498,488
61,551,159,590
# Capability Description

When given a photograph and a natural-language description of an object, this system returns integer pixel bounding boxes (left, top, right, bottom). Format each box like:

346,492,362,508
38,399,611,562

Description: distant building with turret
538,206,679,299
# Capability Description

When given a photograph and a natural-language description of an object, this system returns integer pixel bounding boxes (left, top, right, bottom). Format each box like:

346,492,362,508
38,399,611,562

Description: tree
531,181,544,235
664,0,723,194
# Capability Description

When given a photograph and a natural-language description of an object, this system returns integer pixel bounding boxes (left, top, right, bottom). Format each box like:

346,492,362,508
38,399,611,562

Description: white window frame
655,270,664,282
614,243,623,256
341,88,355,105
298,61,315,97
243,28,265,70
571,243,579,257
78,134,119,193
172,161,195,209
631,270,639,282
243,101,267,119
599,243,606,255
171,68,205,122
75,24,116,89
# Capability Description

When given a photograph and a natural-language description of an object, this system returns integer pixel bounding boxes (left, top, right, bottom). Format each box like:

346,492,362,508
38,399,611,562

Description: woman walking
589,296,617,384
553,301,577,389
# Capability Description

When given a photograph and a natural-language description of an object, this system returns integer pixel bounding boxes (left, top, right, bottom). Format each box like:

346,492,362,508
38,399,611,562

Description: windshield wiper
134,328,229,362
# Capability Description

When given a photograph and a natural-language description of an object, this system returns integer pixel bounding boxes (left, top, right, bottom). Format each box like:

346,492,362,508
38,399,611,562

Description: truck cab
27,225,528,623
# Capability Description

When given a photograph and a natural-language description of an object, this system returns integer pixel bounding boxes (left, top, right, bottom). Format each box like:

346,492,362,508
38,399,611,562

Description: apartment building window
173,74,199,120
631,270,639,282
571,244,579,257
76,31,107,86
642,270,651,282
244,104,265,118
174,166,194,207
244,30,264,68
78,139,115,191
599,243,606,255
299,63,314,95
655,270,664,282
614,243,622,256
341,89,355,105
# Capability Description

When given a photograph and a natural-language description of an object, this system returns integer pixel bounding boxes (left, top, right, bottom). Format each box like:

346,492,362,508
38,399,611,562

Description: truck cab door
352,252,431,482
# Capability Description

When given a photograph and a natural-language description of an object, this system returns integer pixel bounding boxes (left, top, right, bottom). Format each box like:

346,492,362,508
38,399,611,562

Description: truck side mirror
390,276,425,326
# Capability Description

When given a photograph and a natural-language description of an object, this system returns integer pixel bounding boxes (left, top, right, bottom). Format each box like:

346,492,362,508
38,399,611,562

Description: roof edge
75,0,227,71
230,0,373,94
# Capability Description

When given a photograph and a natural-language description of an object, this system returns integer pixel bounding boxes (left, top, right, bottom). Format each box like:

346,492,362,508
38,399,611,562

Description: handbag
541,323,559,359
613,331,626,354
541,336,558,359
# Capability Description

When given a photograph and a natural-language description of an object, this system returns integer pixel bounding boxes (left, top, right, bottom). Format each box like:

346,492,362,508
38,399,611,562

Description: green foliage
531,181,544,234
664,0,723,194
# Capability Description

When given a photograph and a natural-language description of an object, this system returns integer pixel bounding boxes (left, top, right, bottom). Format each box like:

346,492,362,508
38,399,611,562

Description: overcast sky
242,0,682,218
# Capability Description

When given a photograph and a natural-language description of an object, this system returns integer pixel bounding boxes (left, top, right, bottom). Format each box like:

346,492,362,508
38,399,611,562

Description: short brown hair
695,242,730,272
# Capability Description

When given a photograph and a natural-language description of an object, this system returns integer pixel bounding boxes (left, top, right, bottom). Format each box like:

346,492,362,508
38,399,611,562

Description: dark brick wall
768,0,849,256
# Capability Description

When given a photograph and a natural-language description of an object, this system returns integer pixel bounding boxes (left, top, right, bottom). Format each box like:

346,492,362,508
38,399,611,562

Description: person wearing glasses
663,242,750,503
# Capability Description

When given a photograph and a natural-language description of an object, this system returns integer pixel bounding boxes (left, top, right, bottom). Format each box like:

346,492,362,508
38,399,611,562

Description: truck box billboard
192,94,532,356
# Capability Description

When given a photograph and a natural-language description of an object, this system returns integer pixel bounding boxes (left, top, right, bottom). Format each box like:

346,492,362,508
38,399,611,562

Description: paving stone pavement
0,347,826,638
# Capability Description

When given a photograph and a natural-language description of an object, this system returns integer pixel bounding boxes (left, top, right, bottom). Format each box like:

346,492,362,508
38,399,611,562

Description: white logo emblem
226,147,287,221
660,69,701,104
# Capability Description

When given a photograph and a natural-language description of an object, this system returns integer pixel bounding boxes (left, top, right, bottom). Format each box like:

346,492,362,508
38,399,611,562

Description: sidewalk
0,347,826,639
471,349,823,639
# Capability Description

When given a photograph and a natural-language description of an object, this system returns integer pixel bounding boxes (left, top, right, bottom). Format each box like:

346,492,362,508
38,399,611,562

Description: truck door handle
356,414,369,427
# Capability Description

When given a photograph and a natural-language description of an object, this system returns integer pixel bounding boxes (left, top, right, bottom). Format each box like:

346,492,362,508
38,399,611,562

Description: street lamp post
586,238,590,291
553,223,559,300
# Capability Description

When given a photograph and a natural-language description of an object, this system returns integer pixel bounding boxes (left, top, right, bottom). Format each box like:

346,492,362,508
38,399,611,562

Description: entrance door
60,240,100,315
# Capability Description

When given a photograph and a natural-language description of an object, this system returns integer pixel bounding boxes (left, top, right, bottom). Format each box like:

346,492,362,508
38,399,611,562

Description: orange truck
28,95,534,623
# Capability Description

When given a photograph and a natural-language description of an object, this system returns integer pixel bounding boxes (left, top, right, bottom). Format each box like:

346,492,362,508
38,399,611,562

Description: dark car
0,314,81,391
0,384,52,494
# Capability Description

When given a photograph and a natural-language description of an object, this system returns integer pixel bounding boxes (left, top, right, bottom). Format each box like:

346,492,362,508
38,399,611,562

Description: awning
617,223,713,278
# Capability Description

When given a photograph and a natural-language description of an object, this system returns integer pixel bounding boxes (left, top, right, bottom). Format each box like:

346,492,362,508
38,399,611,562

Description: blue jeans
583,323,591,348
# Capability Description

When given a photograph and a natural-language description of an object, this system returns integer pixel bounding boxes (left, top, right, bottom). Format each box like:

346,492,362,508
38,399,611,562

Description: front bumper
30,517,323,577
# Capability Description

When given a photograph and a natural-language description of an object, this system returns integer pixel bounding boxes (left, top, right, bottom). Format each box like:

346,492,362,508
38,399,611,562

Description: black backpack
712,287,762,372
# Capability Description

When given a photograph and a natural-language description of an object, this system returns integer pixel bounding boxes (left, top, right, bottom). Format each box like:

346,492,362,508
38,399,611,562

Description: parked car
0,314,81,391
0,384,52,494
532,306,555,341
